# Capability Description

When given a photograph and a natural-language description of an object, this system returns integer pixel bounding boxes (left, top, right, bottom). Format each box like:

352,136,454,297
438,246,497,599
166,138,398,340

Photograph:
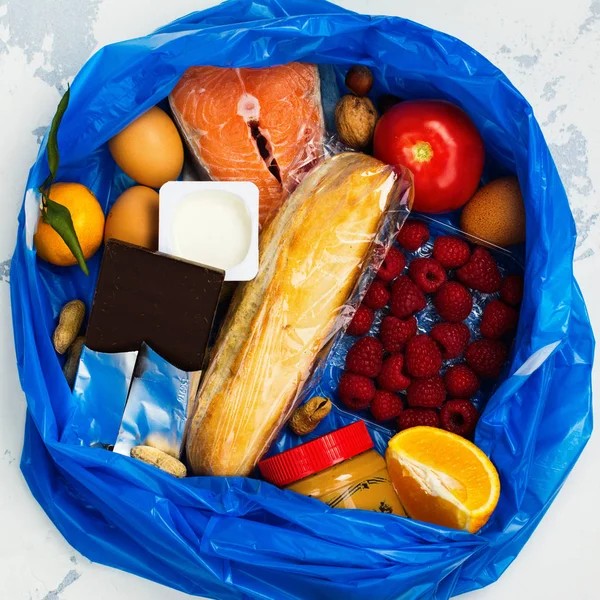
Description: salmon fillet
169,63,325,227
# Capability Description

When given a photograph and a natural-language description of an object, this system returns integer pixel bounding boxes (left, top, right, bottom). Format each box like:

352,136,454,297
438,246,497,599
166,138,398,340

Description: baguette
186,152,400,476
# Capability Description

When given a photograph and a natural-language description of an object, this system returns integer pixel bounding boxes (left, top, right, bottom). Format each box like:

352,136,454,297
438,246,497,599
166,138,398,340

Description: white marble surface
0,0,598,598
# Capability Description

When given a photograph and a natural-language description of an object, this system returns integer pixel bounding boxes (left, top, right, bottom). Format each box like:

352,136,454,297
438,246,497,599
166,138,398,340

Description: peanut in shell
289,396,332,436
130,445,187,478
62,335,85,388
53,299,85,354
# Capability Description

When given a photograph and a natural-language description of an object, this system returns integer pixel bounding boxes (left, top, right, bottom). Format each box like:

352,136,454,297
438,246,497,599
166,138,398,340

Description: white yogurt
172,190,251,270
159,181,259,281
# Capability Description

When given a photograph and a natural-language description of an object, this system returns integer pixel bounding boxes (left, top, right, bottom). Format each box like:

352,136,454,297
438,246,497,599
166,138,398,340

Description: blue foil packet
61,346,138,448
113,344,191,458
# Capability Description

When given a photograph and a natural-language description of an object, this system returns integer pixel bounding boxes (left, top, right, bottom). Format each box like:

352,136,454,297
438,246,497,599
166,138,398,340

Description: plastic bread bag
181,132,357,342
60,346,138,448
113,344,192,459
168,63,326,228
185,152,413,477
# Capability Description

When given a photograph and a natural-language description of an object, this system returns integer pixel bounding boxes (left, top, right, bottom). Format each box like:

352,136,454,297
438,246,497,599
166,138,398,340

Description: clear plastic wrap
169,63,326,228
185,152,413,476
271,216,525,458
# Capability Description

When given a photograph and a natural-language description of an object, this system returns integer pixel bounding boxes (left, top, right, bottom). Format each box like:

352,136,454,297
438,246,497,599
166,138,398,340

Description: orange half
386,426,500,533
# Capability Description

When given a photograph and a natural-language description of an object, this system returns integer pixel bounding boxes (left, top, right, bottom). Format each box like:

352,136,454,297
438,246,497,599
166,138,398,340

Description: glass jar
259,421,405,515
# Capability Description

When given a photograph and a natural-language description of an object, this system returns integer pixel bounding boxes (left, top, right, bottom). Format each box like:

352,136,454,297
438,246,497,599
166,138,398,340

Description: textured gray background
0,0,598,598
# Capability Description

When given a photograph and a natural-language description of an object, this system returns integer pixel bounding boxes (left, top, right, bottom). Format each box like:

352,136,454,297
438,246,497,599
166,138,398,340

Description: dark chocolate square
86,240,224,371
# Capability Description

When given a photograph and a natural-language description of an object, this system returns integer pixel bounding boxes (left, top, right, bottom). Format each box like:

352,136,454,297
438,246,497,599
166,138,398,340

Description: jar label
322,476,406,515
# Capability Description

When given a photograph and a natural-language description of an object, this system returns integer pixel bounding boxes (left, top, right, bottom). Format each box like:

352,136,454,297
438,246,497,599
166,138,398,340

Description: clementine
34,182,105,267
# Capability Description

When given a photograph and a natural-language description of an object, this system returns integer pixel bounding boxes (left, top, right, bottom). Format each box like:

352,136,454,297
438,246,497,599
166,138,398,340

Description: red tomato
373,100,485,213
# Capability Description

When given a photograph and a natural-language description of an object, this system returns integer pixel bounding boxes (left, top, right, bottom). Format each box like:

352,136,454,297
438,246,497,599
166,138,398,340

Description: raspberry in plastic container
280,214,524,456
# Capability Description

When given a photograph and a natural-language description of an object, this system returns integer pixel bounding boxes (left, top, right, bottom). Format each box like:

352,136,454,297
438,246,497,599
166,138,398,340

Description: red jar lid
258,421,374,487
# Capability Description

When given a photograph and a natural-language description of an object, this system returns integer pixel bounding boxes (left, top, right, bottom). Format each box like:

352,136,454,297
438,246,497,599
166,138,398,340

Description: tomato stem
412,141,433,163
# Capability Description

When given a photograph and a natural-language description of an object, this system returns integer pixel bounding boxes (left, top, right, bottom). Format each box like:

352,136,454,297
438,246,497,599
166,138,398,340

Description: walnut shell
335,95,378,150
289,396,332,436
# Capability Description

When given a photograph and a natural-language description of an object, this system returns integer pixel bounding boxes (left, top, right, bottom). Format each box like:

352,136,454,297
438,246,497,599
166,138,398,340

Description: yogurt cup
159,181,259,281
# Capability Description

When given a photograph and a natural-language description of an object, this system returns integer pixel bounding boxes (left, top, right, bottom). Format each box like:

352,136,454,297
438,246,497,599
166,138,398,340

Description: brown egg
460,176,526,247
104,186,160,250
108,106,184,188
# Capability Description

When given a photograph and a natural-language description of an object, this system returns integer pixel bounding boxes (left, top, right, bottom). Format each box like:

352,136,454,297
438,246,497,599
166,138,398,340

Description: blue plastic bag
10,0,594,598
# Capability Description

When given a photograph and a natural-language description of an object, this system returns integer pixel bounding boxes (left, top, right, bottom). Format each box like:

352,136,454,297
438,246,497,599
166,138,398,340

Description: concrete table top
0,1,598,598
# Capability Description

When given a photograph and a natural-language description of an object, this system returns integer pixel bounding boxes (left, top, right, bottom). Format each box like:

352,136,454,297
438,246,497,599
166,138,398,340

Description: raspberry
406,375,446,408
433,236,471,269
434,282,473,322
409,257,447,293
377,246,406,281
338,372,376,410
363,279,390,310
444,364,480,398
465,339,508,379
440,399,479,437
390,276,426,318
456,246,502,294
377,353,411,392
345,336,383,378
347,305,374,336
501,274,524,306
480,300,519,340
370,390,404,422
405,335,443,378
397,220,430,252
379,315,418,352
431,322,470,359
398,408,440,430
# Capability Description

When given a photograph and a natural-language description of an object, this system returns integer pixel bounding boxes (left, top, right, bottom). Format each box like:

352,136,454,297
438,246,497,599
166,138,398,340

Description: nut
62,336,85,388
144,433,178,458
53,299,85,354
289,396,332,436
335,95,378,150
345,65,374,96
130,445,187,478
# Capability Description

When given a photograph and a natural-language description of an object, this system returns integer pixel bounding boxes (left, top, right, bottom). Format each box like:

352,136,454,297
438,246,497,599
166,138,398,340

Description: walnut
335,95,378,150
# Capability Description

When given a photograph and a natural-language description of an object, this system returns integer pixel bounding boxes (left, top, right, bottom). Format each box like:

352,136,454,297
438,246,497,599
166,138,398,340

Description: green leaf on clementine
39,85,89,276
40,193,89,276
47,85,70,181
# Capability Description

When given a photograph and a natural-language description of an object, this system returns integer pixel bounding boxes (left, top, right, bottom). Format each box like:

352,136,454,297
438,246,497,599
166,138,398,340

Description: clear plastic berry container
269,215,525,457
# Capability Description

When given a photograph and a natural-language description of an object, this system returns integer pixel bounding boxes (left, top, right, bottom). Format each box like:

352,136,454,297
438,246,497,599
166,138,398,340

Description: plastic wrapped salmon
185,152,413,476
169,63,325,227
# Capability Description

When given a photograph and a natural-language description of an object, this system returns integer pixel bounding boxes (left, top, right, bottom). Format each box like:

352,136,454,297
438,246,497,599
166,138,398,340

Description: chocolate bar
86,240,224,371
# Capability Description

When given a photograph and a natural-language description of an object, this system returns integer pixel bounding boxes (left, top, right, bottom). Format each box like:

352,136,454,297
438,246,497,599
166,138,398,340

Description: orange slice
386,426,500,533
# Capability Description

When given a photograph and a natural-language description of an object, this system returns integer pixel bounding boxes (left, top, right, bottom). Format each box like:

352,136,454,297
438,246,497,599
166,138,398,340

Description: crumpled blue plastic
10,0,594,598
